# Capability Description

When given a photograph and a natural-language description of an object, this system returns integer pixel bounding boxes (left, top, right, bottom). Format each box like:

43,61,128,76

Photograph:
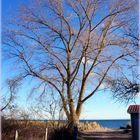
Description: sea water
80,119,130,129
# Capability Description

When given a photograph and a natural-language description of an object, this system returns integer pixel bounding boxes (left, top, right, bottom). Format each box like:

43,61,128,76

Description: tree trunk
67,114,79,129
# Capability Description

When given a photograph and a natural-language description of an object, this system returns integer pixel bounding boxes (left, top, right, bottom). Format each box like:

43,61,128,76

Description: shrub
48,127,74,140
78,122,102,131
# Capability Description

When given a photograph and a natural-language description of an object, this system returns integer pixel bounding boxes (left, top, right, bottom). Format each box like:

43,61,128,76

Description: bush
48,127,74,140
2,119,76,140
78,122,102,131
126,121,131,129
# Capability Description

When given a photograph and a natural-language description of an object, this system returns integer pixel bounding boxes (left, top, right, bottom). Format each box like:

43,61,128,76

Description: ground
78,129,132,140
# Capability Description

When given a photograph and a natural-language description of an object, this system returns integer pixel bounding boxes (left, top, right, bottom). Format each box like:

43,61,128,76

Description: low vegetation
2,118,103,140
78,122,102,131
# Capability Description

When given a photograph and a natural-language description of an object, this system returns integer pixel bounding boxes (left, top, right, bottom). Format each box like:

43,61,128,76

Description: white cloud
82,57,85,64
98,83,106,90
136,92,140,98
82,57,93,65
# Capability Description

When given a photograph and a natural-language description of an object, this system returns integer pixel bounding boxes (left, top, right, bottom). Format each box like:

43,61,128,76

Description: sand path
78,129,132,140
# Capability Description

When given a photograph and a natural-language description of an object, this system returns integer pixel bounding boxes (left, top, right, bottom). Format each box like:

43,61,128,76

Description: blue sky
2,0,140,120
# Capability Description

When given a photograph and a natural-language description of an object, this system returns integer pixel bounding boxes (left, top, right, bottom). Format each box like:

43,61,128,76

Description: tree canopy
2,0,139,127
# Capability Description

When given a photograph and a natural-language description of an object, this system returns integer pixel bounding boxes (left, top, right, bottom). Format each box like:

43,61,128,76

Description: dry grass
78,122,102,131
2,119,73,140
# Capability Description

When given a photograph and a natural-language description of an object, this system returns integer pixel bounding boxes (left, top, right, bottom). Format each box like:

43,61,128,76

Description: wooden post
15,130,18,140
45,128,48,140
74,126,78,140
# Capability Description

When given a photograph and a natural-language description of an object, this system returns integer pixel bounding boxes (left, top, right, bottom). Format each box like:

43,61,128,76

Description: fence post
15,130,18,140
45,128,48,140
74,126,78,140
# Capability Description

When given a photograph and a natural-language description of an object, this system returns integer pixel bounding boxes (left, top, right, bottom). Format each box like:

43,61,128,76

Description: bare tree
1,79,19,111
29,92,65,127
1,92,13,112
106,21,139,104
3,0,139,128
